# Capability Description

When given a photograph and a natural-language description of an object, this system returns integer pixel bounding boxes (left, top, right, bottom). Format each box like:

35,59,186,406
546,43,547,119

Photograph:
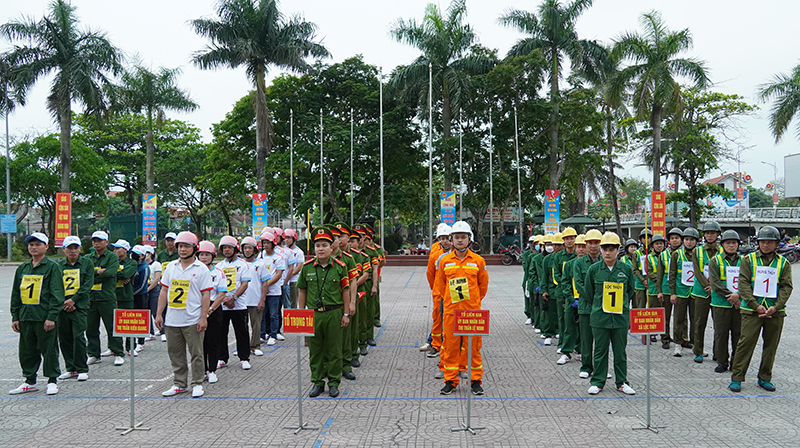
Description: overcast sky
2,0,798,192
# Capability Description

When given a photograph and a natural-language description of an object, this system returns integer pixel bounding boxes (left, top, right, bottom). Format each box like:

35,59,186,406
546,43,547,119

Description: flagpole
514,105,523,250
459,110,463,221
428,62,433,246
489,107,493,255
320,108,323,226
350,107,354,227
290,109,294,231
379,69,385,246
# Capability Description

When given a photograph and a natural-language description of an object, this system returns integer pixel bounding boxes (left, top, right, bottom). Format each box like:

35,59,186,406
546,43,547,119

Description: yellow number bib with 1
20,275,43,305
448,276,469,303
168,279,191,309
602,281,624,314
223,267,237,293
63,269,80,297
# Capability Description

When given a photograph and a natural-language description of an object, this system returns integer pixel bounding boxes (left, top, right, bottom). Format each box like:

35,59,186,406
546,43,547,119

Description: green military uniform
298,257,350,388
669,247,696,347
87,249,122,358
632,248,648,308
522,247,533,320
335,249,358,375
116,256,138,351
540,252,559,339
350,248,370,362
731,250,793,384
157,248,179,264
59,256,94,374
559,255,581,357
372,243,385,325
529,251,545,330
552,248,577,350
709,251,741,371
655,248,677,344
690,242,722,358
584,259,635,389
574,253,601,376
11,256,65,384
361,243,380,345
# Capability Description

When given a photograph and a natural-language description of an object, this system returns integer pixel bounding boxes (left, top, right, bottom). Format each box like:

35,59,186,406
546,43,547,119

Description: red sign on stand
54,193,72,247
113,309,150,337
283,309,315,336
630,308,666,334
453,309,490,336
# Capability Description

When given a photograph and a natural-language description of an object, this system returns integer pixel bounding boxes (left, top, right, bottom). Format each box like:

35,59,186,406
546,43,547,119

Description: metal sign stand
633,332,665,433
284,335,318,434
116,336,150,435
450,335,485,435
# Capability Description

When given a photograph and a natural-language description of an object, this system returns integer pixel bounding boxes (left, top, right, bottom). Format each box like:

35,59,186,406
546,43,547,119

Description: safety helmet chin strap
180,247,197,260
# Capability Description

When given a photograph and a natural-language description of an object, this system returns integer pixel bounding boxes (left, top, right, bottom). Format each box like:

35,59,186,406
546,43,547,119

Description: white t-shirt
259,251,286,296
289,245,305,283
160,259,213,327
216,258,251,311
148,260,162,284
274,246,290,285
242,259,270,307
208,265,227,302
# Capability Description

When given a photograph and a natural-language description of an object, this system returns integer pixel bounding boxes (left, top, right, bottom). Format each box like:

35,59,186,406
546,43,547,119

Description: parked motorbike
500,244,522,266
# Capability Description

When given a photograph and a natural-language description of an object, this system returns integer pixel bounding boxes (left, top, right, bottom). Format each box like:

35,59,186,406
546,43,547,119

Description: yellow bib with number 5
20,275,43,305
169,279,191,309
448,276,470,303
223,268,237,293
602,282,624,314
63,269,80,297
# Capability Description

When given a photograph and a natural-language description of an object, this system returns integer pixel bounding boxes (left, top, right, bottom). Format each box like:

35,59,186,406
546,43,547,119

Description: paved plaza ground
1,263,799,447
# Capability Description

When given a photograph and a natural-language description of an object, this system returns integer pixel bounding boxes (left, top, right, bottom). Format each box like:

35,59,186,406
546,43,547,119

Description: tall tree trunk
548,51,560,189
606,108,623,236
59,101,71,193
673,160,680,218
689,184,697,227
442,91,452,191
254,66,272,194
651,103,662,191
218,199,232,236
146,110,155,193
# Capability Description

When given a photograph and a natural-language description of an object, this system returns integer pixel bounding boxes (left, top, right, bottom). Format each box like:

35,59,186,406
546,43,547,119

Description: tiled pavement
1,263,799,447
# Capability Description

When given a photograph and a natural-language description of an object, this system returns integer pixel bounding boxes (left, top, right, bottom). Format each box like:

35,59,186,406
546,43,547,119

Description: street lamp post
488,107,493,255
747,212,754,245
762,160,778,212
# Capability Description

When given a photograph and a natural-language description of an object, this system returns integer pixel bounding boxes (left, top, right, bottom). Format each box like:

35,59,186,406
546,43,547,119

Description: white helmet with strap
450,221,473,241
436,223,452,237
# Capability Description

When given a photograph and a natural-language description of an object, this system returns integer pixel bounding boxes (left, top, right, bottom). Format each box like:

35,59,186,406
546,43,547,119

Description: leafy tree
748,187,773,209
758,63,800,143
610,10,709,191
617,176,650,213
1,0,122,192
190,0,330,194
156,140,211,238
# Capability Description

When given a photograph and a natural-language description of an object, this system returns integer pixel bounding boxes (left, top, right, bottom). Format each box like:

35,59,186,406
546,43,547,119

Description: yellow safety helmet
533,235,542,244
575,234,586,245
585,229,603,242
552,232,564,244
561,227,578,238
543,234,554,244
599,232,622,247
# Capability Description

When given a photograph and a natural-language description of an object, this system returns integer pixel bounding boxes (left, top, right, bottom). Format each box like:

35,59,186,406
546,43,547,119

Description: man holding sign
57,236,94,382
583,232,636,396
709,230,742,373
729,226,793,393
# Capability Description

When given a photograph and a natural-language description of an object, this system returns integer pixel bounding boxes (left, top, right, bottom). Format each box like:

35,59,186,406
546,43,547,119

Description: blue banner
440,191,456,225
252,194,267,238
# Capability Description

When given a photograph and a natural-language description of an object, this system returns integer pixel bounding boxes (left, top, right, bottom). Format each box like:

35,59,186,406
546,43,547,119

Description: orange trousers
441,311,483,386
431,295,444,350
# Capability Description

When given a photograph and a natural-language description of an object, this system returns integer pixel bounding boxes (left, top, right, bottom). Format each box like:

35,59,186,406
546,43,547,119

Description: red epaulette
303,259,315,266
334,258,347,268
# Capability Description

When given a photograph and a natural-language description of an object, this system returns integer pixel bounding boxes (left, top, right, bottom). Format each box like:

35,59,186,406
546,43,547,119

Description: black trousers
204,306,224,372
221,309,250,362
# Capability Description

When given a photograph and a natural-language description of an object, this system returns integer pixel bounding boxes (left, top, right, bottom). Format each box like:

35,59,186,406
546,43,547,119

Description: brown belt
315,304,343,312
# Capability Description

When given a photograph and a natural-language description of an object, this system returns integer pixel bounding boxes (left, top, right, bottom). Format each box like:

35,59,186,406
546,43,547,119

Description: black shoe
342,371,356,381
650,336,657,343
309,385,324,397
426,348,439,358
359,347,368,356
351,358,361,368
661,341,670,350
374,322,382,328
681,342,694,349
471,381,484,395
328,385,340,397
714,365,727,373
367,338,377,347
440,381,456,395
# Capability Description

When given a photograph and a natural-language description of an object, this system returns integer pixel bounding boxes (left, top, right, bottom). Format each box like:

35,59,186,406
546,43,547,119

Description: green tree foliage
758,63,800,143
748,187,773,209
617,176,651,213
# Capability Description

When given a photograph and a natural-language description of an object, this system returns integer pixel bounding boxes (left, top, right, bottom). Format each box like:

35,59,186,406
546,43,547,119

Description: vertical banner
142,194,158,247
651,191,666,236
252,193,267,238
440,191,456,225
544,190,560,234
54,193,72,247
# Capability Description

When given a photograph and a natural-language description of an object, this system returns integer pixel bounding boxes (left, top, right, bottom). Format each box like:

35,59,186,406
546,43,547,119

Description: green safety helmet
651,234,666,243
682,228,700,240
625,238,639,248
639,228,653,237
667,227,683,237
701,221,721,233
720,230,741,243
757,226,781,241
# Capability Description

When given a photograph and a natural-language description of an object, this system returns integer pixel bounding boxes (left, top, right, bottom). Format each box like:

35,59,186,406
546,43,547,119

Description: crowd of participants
7,223,386,399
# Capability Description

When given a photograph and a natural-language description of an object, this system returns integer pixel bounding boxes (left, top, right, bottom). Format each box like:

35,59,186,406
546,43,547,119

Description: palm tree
610,10,709,191
389,0,495,190
499,0,607,189
108,64,198,193
190,0,329,194
758,63,800,143
1,0,122,193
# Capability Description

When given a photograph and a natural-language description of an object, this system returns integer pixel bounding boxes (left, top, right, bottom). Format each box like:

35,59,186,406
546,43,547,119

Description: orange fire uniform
426,245,448,351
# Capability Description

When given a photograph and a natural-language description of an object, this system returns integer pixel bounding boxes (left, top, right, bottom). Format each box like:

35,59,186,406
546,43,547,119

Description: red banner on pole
650,191,666,236
630,308,666,334
54,193,72,247
453,309,490,336
113,309,151,337
283,309,315,336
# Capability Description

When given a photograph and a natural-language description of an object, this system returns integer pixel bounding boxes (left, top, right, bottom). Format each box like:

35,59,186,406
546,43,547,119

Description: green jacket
633,248,648,290
553,249,578,301
709,252,741,308
573,254,601,315
739,250,792,315
521,249,533,289
530,252,545,293
584,259,635,329
11,257,65,322
157,249,179,264
115,256,138,304
669,247,696,298
657,247,678,295
645,251,662,295
690,243,722,299
60,256,95,310
561,257,579,305
541,251,560,297
88,249,120,302
297,257,350,307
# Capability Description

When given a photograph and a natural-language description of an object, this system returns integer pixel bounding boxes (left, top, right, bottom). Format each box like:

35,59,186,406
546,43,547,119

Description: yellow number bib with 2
602,282,624,314
168,279,191,309
20,275,43,305
63,269,80,297
223,268,237,293
448,276,470,303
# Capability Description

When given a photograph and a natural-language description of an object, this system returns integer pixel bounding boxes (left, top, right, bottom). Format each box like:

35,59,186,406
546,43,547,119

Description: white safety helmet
435,223,452,237
449,221,473,241
528,235,536,242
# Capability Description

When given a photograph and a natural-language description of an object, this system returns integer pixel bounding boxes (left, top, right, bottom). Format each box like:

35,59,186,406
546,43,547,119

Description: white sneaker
555,334,560,339
100,349,113,357
162,385,187,396
207,372,218,383
252,349,264,356
544,338,552,346
8,383,38,395
539,333,546,338
46,383,58,395
576,354,582,361
435,370,444,379
607,373,612,379
127,350,137,357
241,361,251,370
260,337,267,343
134,344,144,354
217,360,227,369
524,318,532,325
192,385,204,398
534,328,541,334
557,354,570,365
267,338,276,346
579,371,590,379
232,349,238,356
674,346,682,357
556,348,562,354
618,384,636,395
588,385,602,395
58,372,78,380
77,373,89,381
87,356,100,365
114,356,124,366
145,334,156,341
276,333,286,341
419,343,431,351
161,334,167,342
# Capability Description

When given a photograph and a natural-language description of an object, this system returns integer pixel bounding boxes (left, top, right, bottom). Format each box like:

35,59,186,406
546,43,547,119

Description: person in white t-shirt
155,232,212,398
197,241,227,384
241,237,270,356
258,231,286,346
271,228,293,340
216,236,252,370
285,229,305,308
144,246,162,341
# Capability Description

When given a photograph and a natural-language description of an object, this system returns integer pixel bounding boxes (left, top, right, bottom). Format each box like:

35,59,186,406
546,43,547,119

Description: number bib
63,269,80,297
681,261,695,286
448,277,470,304
116,265,124,288
725,266,740,292
20,275,43,305
602,282,624,314
223,268,237,293
640,255,647,275
753,266,779,299
168,279,191,309
703,265,710,280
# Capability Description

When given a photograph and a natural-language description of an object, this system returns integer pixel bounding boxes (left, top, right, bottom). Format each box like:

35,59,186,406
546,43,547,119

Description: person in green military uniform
363,224,385,328
669,227,700,357
729,226,793,393
690,221,722,363
645,234,666,344
57,236,94,382
358,225,380,349
86,231,123,366
331,223,359,381
8,233,65,396
557,234,586,365
632,229,652,309
709,229,742,373
157,232,179,264
522,235,536,325
573,229,603,378
110,239,138,357
530,235,548,333
540,233,563,346
347,228,371,368
656,228,683,349
525,236,542,330
584,232,636,396
553,228,578,354
298,226,352,398
620,239,646,309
